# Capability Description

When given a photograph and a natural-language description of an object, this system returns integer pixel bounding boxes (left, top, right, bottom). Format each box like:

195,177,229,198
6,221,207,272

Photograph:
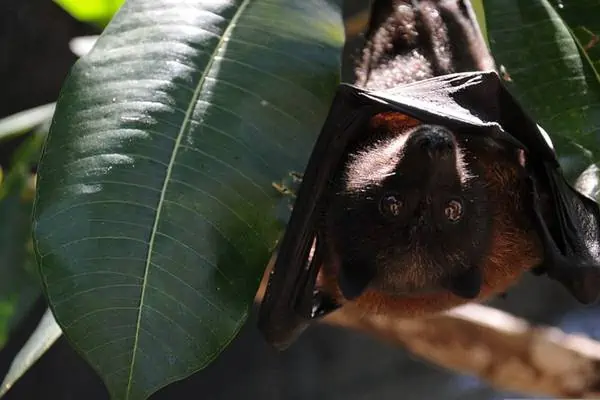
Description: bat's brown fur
319,0,543,318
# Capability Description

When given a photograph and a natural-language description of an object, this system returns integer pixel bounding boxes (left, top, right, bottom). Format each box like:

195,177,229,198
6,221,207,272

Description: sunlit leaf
54,0,125,25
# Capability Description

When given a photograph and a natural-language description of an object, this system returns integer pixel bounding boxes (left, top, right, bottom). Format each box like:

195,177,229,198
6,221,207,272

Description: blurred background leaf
0,308,61,397
0,128,47,349
53,0,125,26
69,36,100,58
470,0,488,46
0,104,55,144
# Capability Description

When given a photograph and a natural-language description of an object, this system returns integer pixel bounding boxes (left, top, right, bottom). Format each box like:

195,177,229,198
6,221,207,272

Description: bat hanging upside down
321,111,539,314
259,0,600,350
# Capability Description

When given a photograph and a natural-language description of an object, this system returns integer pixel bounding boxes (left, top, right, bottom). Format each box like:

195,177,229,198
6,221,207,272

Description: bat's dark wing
258,70,600,350
257,86,388,350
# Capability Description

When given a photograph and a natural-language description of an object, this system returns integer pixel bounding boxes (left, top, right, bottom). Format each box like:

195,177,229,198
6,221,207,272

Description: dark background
1,1,598,399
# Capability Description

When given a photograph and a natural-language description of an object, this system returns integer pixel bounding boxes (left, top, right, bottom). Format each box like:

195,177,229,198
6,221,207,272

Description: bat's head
324,112,537,302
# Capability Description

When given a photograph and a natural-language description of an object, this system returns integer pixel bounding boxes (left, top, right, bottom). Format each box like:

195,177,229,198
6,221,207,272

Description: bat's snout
408,124,456,162
401,125,460,188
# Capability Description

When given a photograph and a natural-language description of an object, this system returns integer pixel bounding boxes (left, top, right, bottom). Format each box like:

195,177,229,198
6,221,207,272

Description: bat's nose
411,125,455,160
401,125,460,188
393,124,460,187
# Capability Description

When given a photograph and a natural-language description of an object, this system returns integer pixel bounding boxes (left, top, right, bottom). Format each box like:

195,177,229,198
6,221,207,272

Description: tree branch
256,265,600,398
326,303,600,398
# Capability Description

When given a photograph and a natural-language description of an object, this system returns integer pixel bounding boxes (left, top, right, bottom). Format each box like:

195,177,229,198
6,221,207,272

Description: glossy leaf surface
33,0,344,398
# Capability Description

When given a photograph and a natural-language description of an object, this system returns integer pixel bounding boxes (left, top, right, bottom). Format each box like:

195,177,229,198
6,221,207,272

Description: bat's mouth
366,259,483,300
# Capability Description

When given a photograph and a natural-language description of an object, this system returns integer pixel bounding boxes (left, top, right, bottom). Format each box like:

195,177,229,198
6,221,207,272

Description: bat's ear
528,167,600,304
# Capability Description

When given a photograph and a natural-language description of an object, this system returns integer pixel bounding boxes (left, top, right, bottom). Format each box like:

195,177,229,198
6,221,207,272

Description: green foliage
54,0,125,26
0,131,46,347
484,0,600,184
33,0,344,399
470,0,488,46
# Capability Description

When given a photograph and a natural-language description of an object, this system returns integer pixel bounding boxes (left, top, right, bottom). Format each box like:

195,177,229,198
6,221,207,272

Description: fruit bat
258,0,600,350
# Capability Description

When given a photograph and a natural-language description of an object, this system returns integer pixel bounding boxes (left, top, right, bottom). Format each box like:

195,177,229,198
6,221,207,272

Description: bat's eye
444,199,463,222
380,193,403,218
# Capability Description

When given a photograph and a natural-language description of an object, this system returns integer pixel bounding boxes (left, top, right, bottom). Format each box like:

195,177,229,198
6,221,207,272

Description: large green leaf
33,0,344,399
485,0,600,183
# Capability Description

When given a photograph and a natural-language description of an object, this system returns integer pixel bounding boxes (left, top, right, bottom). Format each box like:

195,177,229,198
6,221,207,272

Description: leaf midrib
124,1,252,398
